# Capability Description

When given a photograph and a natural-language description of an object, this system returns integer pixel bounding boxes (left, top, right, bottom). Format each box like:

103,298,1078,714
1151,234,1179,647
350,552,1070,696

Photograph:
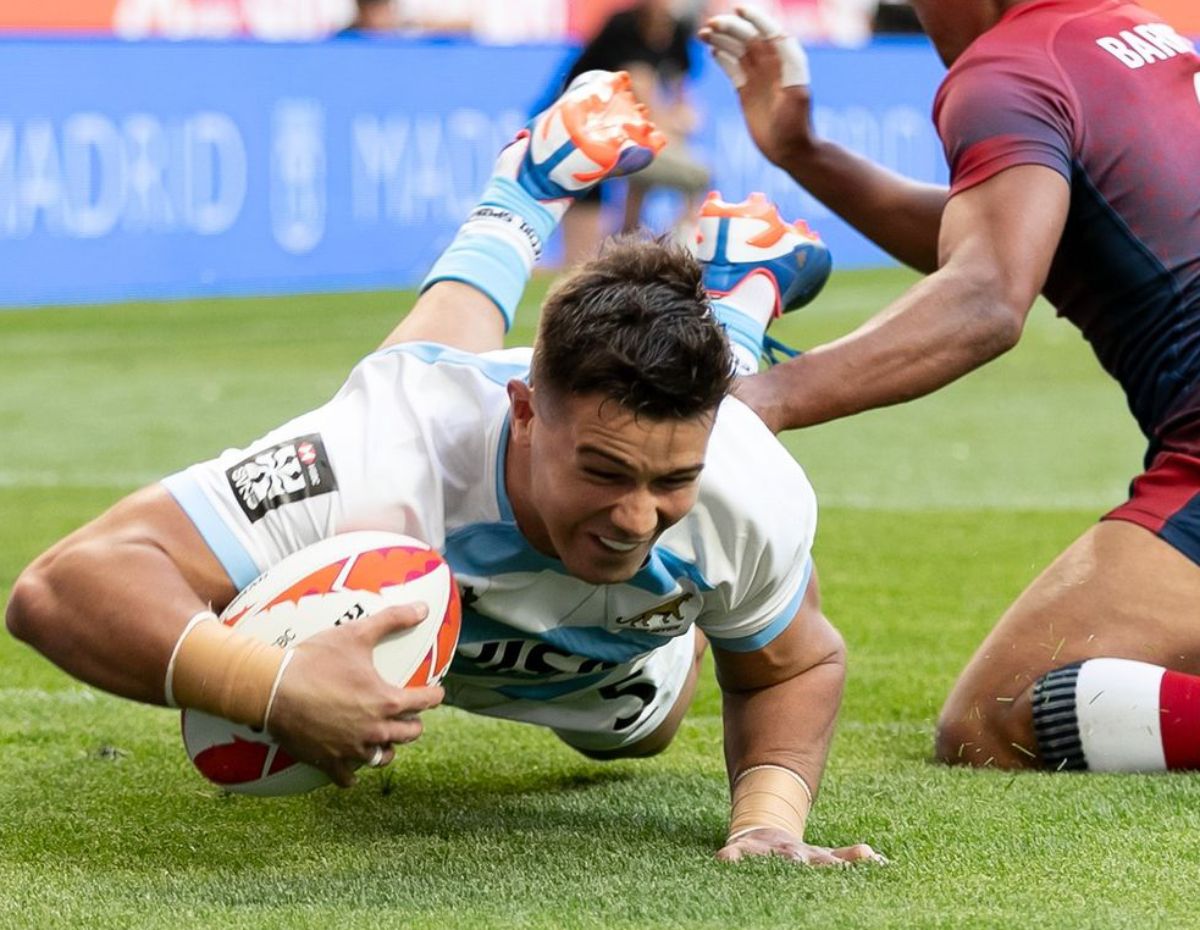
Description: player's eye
655,473,699,491
583,468,624,483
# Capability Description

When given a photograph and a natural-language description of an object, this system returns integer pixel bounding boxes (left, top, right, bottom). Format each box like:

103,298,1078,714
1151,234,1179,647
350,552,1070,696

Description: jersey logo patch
613,592,695,634
226,433,337,523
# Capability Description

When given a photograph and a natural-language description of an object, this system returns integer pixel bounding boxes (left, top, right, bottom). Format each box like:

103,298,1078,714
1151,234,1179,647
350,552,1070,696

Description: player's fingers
715,844,744,862
711,49,747,89
772,36,811,87
701,29,748,58
381,683,444,717
831,844,890,865
735,3,786,39
706,12,759,43
362,602,429,642
804,849,852,868
358,744,395,769
379,716,424,745
325,760,357,789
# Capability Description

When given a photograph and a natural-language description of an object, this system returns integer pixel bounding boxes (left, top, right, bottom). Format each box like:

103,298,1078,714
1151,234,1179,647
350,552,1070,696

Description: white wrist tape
263,649,297,732
726,763,814,843
735,763,814,803
164,609,218,708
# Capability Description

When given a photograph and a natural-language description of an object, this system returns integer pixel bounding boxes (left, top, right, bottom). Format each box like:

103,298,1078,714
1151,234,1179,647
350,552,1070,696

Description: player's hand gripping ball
181,531,461,796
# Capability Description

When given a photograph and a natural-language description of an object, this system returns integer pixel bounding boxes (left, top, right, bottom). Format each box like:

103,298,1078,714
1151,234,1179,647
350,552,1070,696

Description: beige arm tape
727,764,814,843
164,612,286,728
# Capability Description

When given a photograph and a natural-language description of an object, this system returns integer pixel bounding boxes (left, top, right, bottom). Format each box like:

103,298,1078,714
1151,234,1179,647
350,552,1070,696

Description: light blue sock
712,299,767,376
421,176,560,331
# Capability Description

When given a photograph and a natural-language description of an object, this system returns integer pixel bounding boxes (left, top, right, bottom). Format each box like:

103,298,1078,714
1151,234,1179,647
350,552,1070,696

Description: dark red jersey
933,0,1200,437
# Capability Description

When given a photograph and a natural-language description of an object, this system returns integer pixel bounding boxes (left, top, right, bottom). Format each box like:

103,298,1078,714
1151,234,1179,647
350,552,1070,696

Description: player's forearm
6,536,209,705
746,265,1023,432
777,139,947,274
720,643,845,822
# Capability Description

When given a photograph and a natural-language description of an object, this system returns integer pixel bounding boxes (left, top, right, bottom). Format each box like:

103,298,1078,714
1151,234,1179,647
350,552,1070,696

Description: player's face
508,386,714,585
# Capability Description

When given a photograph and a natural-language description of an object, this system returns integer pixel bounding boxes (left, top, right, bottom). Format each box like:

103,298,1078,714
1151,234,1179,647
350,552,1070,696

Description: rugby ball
181,531,461,796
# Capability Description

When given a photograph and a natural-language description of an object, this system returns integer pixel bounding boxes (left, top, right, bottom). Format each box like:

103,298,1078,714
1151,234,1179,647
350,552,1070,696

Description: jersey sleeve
697,541,814,654
935,48,1078,196
161,349,447,590
691,401,818,652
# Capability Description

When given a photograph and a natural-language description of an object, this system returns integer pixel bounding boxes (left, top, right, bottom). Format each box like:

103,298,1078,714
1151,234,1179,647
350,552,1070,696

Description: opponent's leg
694,192,831,374
935,520,1200,769
381,71,666,352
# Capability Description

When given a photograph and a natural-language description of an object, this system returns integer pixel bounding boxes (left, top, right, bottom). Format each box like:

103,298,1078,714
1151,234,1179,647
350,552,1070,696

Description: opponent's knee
933,683,1038,769
932,703,1012,767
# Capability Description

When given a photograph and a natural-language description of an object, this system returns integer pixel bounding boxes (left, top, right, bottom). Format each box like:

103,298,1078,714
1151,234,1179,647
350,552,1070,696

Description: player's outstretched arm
699,5,946,273
738,163,1069,433
712,572,885,866
5,485,442,787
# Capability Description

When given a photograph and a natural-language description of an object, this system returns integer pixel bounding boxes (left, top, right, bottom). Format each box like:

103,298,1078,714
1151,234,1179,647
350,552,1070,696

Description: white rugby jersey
163,343,817,735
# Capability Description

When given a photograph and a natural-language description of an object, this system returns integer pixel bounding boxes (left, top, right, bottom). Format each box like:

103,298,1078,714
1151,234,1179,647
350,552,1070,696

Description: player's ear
507,380,535,445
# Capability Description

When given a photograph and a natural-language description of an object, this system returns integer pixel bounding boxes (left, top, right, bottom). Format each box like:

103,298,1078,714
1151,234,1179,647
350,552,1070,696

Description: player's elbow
949,268,1027,364
977,301,1024,359
792,615,847,688
5,556,59,649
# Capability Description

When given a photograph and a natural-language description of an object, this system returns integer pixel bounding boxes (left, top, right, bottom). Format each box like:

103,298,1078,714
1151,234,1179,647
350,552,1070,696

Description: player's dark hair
532,236,734,420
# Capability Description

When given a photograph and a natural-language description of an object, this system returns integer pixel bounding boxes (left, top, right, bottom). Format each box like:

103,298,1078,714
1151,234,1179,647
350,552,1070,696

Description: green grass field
1,269,1193,930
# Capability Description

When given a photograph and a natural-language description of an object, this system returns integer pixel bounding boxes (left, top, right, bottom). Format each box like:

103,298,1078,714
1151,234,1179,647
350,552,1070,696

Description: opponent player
701,2,1200,772
5,72,879,865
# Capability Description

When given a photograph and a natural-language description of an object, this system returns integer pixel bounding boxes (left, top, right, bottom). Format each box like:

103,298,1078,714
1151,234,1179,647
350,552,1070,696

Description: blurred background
0,0,1194,307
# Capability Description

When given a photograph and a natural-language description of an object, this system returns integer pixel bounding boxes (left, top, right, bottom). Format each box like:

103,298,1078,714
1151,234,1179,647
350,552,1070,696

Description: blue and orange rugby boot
695,191,832,370
496,69,668,207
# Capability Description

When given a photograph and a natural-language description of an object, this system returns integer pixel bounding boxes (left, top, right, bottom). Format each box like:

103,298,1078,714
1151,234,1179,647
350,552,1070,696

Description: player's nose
610,490,658,539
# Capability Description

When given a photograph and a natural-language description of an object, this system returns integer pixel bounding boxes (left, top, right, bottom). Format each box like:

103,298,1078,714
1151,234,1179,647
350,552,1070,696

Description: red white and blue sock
1032,658,1200,771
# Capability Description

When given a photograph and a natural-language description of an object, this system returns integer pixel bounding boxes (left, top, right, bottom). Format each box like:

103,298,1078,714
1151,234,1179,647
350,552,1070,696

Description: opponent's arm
700,6,946,272
738,163,1069,433
712,570,881,865
5,484,442,785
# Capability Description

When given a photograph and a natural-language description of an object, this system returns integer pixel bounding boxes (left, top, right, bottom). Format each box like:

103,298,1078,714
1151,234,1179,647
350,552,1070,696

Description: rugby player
5,72,880,865
701,2,1200,772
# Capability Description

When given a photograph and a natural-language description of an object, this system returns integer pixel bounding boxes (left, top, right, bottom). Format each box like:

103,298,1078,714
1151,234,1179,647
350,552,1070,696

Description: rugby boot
696,191,831,366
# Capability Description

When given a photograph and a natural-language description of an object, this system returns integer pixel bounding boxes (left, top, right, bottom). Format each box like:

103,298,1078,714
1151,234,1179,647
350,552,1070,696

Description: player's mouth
595,535,647,554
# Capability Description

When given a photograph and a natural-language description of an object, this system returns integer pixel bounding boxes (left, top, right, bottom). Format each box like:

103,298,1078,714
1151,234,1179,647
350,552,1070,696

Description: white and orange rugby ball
181,531,461,796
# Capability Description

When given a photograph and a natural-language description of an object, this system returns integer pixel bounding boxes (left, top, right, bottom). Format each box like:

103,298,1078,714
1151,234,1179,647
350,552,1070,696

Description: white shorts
443,627,697,753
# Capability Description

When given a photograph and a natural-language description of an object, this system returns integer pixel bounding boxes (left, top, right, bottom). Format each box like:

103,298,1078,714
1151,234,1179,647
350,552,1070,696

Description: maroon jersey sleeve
934,47,1079,196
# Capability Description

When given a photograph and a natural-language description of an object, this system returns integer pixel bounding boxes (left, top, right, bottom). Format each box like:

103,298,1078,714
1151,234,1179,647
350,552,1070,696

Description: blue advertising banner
0,36,947,307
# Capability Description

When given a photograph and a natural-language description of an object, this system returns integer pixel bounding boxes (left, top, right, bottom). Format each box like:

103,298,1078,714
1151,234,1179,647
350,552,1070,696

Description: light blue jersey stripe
161,473,260,590
709,557,813,654
446,523,562,578
494,414,515,523
378,341,529,386
456,609,666,664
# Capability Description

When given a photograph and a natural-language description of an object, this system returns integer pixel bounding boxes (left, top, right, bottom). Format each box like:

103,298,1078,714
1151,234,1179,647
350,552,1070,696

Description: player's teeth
599,537,639,552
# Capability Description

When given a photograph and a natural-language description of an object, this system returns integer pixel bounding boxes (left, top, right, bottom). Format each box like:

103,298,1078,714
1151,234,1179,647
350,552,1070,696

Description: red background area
0,1,1195,46
1142,0,1200,33
0,0,116,31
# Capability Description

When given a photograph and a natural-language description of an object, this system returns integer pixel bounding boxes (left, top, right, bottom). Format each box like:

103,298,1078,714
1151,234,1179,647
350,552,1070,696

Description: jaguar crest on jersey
612,592,697,635
226,433,337,523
